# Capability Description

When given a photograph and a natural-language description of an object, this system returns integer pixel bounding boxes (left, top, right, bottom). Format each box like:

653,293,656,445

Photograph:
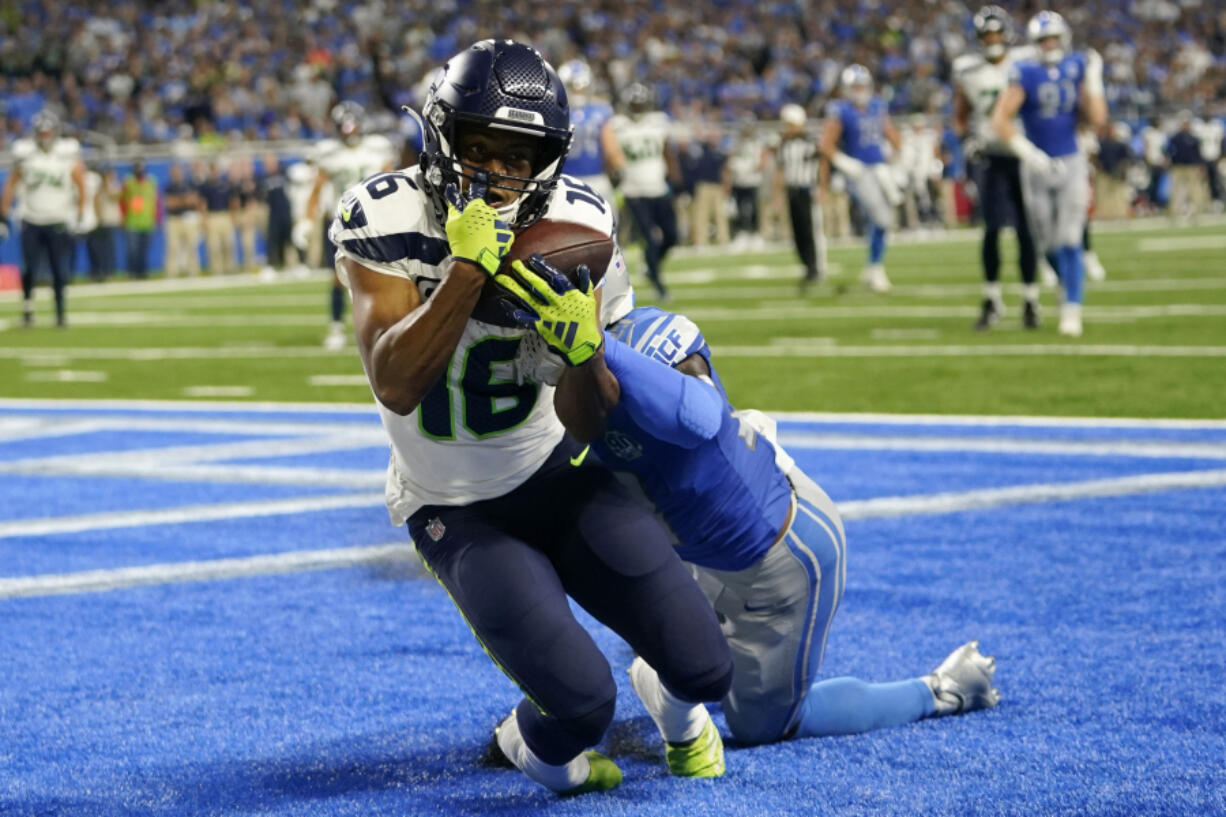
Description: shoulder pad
607,306,706,367
953,53,982,75
329,168,444,278
545,175,616,238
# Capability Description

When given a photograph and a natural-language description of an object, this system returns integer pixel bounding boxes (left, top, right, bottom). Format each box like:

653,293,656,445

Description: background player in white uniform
300,101,396,349
557,60,623,206
609,83,678,300
954,6,1041,330
992,11,1107,337
0,110,86,328
328,39,730,796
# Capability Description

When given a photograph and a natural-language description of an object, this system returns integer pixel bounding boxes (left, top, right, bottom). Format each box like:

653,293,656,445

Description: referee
776,104,826,291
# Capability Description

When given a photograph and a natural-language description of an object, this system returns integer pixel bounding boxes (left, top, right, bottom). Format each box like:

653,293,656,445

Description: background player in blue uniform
992,11,1106,337
498,262,1001,773
821,64,902,294
558,60,623,206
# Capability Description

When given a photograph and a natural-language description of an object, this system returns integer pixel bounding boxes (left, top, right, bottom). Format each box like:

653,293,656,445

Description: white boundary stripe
0,492,384,540
0,397,376,414
0,543,413,599
770,410,1226,429
778,433,1226,460
713,343,1226,358
839,468,1226,520
6,467,1224,598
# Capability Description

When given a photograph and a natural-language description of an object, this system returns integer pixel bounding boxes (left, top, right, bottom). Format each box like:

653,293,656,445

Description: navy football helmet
420,40,572,229
974,6,1011,60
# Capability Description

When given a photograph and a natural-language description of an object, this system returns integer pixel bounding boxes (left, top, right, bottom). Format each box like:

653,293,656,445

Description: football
470,219,616,327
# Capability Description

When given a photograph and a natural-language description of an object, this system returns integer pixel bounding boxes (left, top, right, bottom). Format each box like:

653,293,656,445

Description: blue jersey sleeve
603,336,723,448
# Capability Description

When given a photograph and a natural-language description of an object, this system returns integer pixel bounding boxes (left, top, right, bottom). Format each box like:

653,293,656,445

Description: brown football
470,219,615,327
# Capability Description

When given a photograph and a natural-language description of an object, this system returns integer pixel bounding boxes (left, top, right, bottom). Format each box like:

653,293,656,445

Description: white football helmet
1026,11,1071,65
840,64,873,108
558,59,594,95
780,103,806,127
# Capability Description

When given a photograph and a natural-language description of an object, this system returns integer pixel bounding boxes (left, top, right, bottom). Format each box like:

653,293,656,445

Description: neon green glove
444,181,514,275
494,255,603,366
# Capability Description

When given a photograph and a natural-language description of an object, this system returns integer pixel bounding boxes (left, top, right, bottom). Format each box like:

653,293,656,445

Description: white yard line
778,432,1226,460
6,467,1225,598
713,343,1226,358
683,303,1226,321
770,410,1226,429
839,468,1226,520
1136,235,1226,252
0,492,385,540
0,543,414,599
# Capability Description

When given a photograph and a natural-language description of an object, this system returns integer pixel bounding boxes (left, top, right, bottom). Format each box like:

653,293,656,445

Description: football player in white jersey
0,110,86,328
557,59,623,207
300,102,396,350
608,83,678,300
327,40,731,797
954,6,1041,330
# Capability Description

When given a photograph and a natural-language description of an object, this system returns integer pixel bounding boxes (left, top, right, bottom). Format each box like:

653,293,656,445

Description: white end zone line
0,492,385,540
5,468,1226,598
0,544,414,599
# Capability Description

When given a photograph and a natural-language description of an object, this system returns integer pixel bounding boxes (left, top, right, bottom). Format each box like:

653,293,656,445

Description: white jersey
610,111,672,197
953,48,1028,155
313,134,396,216
76,170,102,233
728,135,767,188
11,138,81,225
329,167,633,523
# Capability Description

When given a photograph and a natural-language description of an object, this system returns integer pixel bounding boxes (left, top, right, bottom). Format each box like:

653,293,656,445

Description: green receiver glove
444,180,514,275
494,254,603,366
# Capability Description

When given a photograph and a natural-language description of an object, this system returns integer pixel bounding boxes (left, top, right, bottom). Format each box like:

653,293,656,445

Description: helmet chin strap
1041,47,1064,65
984,43,1006,60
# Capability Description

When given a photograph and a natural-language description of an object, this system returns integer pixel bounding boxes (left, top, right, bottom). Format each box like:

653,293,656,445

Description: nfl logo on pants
426,517,446,542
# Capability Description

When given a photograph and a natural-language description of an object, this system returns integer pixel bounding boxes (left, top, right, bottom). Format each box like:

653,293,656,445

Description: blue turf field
2,401,1224,817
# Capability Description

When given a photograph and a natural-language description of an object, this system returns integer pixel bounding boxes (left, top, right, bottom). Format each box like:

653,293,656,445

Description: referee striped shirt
778,134,819,188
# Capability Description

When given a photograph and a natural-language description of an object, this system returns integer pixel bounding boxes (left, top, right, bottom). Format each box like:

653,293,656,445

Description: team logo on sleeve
603,430,643,461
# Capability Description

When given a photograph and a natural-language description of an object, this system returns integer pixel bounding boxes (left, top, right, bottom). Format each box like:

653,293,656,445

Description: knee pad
661,656,734,706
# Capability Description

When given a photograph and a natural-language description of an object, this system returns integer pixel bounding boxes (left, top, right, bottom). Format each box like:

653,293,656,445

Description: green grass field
3,221,1224,417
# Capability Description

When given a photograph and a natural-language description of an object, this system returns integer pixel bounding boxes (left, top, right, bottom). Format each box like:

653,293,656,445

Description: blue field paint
0,428,292,463
217,446,390,471
777,418,1226,444
3,405,1226,816
0,474,348,525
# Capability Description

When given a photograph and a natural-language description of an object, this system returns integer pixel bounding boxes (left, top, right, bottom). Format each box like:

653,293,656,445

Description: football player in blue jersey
557,60,623,206
821,64,903,294
497,260,1001,771
330,39,733,796
991,11,1106,337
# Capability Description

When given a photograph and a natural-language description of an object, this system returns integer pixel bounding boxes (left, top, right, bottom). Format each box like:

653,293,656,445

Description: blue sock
795,677,934,738
1059,245,1084,304
330,284,345,322
869,226,887,265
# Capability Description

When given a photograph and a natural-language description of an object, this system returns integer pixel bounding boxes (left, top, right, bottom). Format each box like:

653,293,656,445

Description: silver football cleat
924,640,1001,717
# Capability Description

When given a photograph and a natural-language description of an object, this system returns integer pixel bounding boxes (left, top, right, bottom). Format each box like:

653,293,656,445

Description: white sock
629,657,709,744
496,710,590,792
983,282,1003,304
1023,284,1040,303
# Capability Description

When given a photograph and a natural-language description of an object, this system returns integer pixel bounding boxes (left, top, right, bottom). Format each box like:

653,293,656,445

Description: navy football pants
409,437,732,765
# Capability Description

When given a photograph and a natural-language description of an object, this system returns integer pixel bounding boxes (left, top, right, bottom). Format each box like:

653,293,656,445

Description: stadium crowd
1,0,1224,147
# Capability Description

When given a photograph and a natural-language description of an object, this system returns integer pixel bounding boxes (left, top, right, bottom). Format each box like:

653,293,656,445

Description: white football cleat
861,263,892,293
1058,303,1083,337
1084,251,1106,282
323,322,347,351
1039,259,1058,288
924,640,1001,717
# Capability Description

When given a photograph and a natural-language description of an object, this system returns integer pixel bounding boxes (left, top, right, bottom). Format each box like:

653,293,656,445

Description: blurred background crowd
1,0,1224,278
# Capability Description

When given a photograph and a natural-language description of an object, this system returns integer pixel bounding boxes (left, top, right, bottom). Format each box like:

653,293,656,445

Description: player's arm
1079,49,1108,131
884,116,903,154
952,87,971,138
72,160,87,222
600,120,626,183
552,286,621,444
305,169,326,222
992,83,1050,172
0,165,19,222
818,116,841,190
345,257,487,415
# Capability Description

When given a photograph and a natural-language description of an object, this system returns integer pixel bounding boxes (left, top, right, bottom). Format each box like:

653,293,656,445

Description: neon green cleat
559,751,623,796
665,718,725,778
